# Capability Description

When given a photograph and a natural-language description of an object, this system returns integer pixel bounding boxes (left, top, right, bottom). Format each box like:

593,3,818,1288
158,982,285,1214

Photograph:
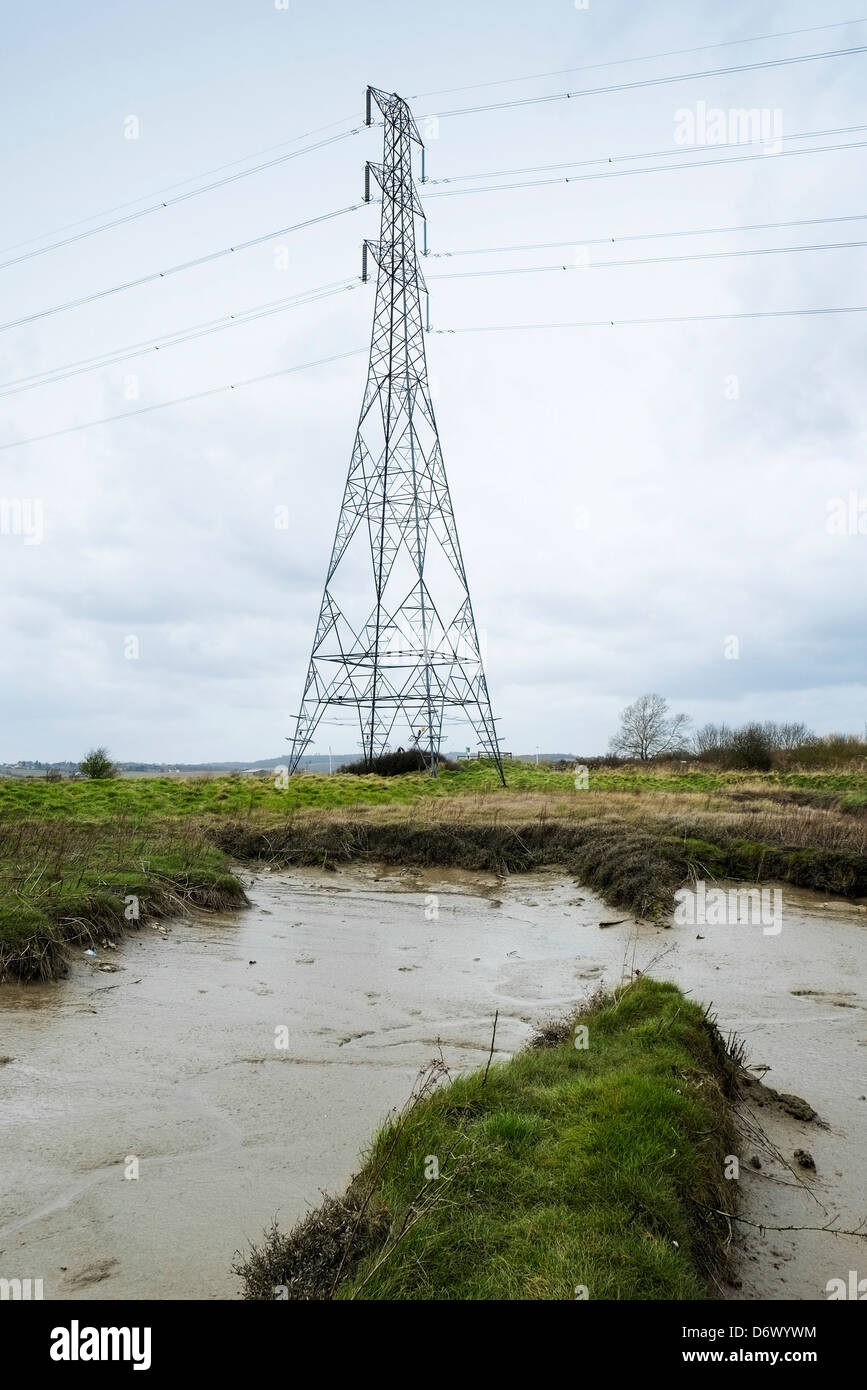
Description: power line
0,203,364,334
427,122,867,185
12,235,851,399
0,112,365,260
0,347,369,452
6,303,864,452
413,17,867,97
0,282,359,398
427,137,867,199
0,127,364,273
11,226,860,399
432,305,867,333
428,212,867,258
11,22,858,261
11,125,860,336
428,238,867,281
424,45,867,118
11,19,861,261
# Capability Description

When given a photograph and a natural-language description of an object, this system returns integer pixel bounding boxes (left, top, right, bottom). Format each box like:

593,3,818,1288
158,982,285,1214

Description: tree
79,747,118,779
722,724,773,770
609,693,691,761
766,721,815,751
693,722,731,755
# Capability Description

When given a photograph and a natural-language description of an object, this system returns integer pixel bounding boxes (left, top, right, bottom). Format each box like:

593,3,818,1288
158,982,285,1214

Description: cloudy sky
1,0,865,762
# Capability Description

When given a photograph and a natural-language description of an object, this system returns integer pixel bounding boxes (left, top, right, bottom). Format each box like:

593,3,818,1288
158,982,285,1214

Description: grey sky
1,0,865,760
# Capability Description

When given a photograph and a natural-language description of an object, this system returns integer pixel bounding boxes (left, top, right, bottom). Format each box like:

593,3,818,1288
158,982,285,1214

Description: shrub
79,747,118,780
339,748,457,777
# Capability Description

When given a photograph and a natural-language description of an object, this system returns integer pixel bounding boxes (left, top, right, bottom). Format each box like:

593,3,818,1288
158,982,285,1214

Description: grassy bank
234,978,741,1300
2,762,865,979
0,817,246,980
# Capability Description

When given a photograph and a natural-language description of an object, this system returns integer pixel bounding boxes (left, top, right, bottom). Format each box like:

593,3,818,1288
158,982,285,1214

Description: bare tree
769,721,815,750
609,693,692,761
693,722,731,755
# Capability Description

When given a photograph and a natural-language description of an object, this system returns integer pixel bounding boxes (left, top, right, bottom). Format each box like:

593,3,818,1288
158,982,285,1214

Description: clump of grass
235,978,741,1301
233,1194,389,1301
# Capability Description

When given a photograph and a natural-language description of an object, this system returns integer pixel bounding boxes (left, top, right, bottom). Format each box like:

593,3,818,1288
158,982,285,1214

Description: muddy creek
1,866,864,1300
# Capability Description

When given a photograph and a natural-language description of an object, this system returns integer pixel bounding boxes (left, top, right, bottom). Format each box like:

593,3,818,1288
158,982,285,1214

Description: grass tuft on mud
234,978,741,1301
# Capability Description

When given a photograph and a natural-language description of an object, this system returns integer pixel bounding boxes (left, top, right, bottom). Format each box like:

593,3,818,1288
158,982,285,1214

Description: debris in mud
749,1155,762,1169
599,919,626,928
794,1148,816,1170
776,1092,818,1122
740,1075,819,1123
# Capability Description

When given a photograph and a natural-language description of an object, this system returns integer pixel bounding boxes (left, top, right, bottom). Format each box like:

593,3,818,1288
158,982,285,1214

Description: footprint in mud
575,965,603,979
790,989,859,1008
64,1257,119,1290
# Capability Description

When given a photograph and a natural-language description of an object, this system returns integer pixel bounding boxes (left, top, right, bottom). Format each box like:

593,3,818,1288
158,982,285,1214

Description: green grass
235,978,739,1301
4,763,867,823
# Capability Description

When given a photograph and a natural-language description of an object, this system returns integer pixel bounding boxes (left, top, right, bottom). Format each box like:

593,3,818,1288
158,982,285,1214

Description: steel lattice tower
287,87,504,783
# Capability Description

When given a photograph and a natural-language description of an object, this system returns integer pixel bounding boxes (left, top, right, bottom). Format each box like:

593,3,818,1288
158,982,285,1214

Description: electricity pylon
287,87,504,783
